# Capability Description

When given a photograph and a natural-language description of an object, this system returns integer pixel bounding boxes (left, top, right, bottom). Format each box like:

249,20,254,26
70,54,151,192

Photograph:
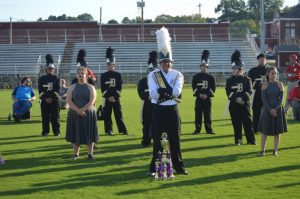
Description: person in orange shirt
289,80,300,120
284,54,300,113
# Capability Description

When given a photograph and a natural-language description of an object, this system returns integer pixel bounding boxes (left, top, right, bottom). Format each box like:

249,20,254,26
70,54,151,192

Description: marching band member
148,27,188,175
137,51,158,147
192,50,216,135
100,47,129,136
248,53,269,133
72,49,96,85
225,50,256,145
38,54,61,136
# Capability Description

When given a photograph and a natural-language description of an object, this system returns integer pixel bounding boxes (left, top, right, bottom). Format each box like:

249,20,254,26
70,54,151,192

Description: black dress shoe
176,170,189,175
106,131,114,136
247,141,257,145
87,154,96,160
41,132,49,137
122,131,130,135
207,131,216,134
192,131,200,135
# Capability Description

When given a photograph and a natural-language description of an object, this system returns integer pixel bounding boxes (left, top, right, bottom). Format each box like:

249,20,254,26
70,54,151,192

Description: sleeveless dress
65,84,99,144
258,82,287,135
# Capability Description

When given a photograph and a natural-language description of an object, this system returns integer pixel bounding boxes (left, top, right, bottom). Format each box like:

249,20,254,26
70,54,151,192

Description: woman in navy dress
66,66,99,160
258,67,287,156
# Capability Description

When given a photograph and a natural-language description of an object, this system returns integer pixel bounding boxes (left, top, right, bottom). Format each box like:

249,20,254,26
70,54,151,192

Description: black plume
106,47,115,59
231,50,241,64
201,50,210,63
148,51,158,65
45,54,54,66
77,49,87,66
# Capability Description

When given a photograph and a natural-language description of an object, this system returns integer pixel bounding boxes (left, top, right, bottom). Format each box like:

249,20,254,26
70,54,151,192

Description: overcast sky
0,0,299,23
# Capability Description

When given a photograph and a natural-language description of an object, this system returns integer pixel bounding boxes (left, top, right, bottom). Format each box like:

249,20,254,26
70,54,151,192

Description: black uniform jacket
138,77,151,102
192,72,216,97
226,75,252,103
101,70,123,99
38,74,60,100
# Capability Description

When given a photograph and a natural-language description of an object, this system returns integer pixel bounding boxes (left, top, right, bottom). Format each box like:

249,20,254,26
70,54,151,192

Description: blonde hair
77,66,88,75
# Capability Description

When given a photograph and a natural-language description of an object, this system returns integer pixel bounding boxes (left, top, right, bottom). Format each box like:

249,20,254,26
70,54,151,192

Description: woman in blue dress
258,67,287,156
66,66,99,160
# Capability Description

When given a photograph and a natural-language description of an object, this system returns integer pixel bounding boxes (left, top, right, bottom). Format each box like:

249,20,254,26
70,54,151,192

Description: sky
0,0,299,23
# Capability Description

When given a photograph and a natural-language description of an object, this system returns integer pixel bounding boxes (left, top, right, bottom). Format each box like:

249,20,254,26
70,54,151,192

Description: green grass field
0,87,299,199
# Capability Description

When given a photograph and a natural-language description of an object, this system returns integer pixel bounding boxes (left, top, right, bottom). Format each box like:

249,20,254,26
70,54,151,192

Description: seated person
59,79,69,110
290,80,300,120
11,77,36,122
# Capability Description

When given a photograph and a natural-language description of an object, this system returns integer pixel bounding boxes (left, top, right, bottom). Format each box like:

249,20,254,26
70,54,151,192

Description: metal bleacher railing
0,27,259,88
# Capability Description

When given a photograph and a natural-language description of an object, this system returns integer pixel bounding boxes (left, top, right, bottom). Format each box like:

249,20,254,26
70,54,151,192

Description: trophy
0,153,5,165
154,132,175,180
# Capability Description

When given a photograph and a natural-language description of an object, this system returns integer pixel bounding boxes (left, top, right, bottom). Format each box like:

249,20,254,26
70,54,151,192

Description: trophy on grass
154,132,175,180
0,153,5,165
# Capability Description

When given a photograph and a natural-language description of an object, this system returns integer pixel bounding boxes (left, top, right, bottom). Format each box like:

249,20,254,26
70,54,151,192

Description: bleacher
69,41,257,75
0,40,257,86
0,43,65,75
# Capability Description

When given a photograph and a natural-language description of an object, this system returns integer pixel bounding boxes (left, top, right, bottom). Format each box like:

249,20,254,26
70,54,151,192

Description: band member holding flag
137,51,158,147
38,54,61,136
225,50,256,145
100,47,129,136
192,50,216,135
248,53,269,133
148,27,188,175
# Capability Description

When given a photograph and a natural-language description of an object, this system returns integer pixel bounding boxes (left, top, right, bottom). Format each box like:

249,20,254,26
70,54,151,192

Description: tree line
37,0,295,33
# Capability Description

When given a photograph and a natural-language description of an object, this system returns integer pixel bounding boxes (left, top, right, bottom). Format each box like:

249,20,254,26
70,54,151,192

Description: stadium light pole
99,7,103,42
198,3,202,16
10,17,12,45
260,0,265,52
137,0,145,42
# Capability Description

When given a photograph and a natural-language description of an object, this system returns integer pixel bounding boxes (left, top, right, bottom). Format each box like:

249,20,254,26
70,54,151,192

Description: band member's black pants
103,99,127,134
142,101,152,146
150,104,185,173
194,97,213,133
229,102,255,144
41,100,60,135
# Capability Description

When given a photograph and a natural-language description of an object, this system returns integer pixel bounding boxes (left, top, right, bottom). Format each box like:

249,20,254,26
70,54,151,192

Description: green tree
121,17,131,24
47,15,57,21
231,19,258,34
77,13,94,21
215,0,248,21
248,0,284,21
107,19,119,24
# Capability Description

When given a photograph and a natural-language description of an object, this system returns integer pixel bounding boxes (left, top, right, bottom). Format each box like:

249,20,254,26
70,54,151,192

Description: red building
264,2,300,67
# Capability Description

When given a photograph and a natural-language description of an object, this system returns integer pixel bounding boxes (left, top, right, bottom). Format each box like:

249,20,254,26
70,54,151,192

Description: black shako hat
76,49,88,67
256,53,266,60
231,50,244,69
45,54,55,69
201,50,210,66
106,47,115,64
147,50,158,72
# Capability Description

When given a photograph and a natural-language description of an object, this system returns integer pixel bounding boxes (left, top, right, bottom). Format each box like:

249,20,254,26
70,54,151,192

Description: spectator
11,77,36,122
59,79,69,110
289,80,300,120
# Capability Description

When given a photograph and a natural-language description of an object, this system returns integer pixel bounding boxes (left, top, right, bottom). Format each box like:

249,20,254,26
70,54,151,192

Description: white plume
156,27,172,57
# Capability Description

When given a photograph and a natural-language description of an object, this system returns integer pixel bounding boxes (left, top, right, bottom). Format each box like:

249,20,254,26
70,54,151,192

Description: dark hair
21,76,29,84
266,66,277,81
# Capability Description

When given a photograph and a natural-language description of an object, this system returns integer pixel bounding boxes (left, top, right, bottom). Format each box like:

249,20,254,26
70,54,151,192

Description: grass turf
0,87,299,199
